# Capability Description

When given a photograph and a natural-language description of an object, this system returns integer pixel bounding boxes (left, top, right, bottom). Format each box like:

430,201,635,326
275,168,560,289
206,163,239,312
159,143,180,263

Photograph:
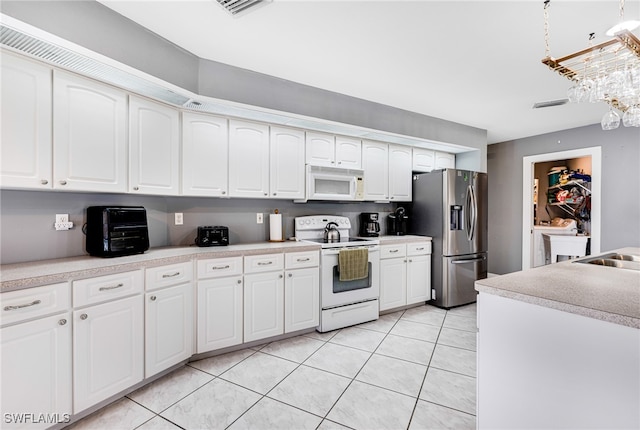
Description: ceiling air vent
215,0,271,17
532,99,569,109
0,24,191,107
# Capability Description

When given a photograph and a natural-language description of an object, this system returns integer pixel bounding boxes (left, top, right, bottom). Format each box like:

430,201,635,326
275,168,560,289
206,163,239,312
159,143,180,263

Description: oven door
320,245,380,309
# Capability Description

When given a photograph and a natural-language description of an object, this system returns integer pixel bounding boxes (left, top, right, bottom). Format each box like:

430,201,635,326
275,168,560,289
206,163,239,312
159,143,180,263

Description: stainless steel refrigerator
410,169,488,308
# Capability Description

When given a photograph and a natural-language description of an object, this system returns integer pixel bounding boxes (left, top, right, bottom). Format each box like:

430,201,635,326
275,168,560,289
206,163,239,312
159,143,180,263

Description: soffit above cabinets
0,14,473,155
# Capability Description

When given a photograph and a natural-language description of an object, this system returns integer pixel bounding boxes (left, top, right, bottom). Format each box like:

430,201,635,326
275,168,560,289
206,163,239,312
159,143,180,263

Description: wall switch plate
175,213,183,225
256,213,263,224
54,214,73,231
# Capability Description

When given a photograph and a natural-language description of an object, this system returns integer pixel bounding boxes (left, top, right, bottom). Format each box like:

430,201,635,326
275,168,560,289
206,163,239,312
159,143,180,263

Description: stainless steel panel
440,253,487,308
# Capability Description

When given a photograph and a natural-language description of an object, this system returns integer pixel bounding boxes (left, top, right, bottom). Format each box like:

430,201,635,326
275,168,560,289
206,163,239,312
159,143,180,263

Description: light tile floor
67,303,477,430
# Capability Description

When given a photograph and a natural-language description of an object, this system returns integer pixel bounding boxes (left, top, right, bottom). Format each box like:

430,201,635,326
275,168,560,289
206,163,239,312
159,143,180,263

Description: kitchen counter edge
0,242,320,293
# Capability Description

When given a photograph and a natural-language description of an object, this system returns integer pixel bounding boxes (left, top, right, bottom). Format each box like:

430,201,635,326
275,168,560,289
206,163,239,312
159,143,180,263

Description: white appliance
295,215,379,332
533,219,578,267
301,165,365,202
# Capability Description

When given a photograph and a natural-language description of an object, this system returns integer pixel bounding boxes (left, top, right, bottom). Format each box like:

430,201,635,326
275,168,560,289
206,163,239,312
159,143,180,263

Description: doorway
521,147,601,270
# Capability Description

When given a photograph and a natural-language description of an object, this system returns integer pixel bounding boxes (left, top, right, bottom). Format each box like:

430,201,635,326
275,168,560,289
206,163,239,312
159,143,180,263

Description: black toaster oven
86,206,150,257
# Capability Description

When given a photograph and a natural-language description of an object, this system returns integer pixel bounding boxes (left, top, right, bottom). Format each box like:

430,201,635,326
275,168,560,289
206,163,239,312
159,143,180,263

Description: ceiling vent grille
215,0,270,17
0,24,191,106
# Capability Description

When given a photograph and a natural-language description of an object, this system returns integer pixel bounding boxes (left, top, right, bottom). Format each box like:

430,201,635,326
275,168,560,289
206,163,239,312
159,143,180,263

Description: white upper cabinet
335,136,362,169
362,140,389,201
129,96,180,195
270,126,305,199
306,132,362,169
228,119,270,198
182,112,228,197
1,53,53,190
435,151,456,170
53,71,127,192
412,148,435,172
388,144,412,201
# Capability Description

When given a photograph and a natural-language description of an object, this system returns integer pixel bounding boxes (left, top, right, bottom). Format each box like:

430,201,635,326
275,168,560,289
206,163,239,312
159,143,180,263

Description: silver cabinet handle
59,319,67,326
257,261,273,266
389,249,399,253
41,179,48,185
59,180,67,185
296,257,310,262
162,272,180,278
99,283,124,291
416,247,425,251
213,265,230,270
150,296,157,301
80,313,88,320
4,299,41,311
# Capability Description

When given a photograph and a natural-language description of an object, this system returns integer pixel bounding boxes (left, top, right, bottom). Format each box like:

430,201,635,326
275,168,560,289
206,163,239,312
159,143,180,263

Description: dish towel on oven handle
338,247,369,281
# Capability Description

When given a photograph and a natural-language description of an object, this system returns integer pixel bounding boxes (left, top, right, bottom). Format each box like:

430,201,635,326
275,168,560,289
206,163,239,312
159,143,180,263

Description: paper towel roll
270,213,283,241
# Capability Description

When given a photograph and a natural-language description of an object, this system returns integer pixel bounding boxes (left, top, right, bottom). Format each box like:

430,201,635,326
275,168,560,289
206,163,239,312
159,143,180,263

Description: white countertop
0,241,320,293
475,247,640,328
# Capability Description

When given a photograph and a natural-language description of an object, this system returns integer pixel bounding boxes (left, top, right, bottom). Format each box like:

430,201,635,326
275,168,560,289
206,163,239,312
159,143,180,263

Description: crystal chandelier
541,0,640,130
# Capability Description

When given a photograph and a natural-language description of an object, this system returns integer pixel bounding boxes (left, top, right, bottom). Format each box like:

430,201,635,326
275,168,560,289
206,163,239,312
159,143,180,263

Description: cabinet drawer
197,257,242,279
407,242,432,256
146,261,193,291
244,253,284,274
73,270,143,308
1,283,70,326
285,251,319,269
380,244,407,259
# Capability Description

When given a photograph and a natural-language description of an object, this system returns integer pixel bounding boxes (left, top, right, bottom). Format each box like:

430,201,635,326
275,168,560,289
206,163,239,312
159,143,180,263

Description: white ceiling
97,0,639,144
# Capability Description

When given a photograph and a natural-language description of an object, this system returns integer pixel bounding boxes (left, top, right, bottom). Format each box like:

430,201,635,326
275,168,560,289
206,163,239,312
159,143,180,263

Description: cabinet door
362,141,389,201
305,132,335,167
270,126,305,199
1,53,52,190
407,254,431,305
129,96,180,195
182,112,228,197
335,136,362,169
434,151,455,170
53,71,127,192
73,295,143,413
412,148,435,173
379,258,407,311
145,283,193,378
197,276,243,353
244,272,284,342
1,312,72,429
388,144,412,202
228,120,270,198
284,267,319,333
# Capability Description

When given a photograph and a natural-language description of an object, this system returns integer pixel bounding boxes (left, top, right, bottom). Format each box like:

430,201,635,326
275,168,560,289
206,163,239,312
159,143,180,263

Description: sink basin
575,253,640,271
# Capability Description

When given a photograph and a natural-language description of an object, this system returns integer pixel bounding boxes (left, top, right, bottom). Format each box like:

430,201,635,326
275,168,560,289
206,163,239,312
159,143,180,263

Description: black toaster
195,226,229,247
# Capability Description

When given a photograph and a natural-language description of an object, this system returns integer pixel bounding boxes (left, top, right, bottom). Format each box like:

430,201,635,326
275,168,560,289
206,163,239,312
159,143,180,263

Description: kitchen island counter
0,241,320,292
475,247,640,328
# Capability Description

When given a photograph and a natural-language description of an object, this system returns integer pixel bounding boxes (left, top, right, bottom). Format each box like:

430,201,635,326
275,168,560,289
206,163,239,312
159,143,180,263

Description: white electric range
295,215,380,332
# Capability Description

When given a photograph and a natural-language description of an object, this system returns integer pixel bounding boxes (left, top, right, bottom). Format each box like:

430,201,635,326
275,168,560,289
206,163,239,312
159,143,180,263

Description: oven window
332,263,372,293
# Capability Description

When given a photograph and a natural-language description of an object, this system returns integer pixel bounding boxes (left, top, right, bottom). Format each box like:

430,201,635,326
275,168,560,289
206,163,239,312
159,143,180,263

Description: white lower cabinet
380,242,431,311
244,271,284,342
1,312,72,429
197,275,243,353
145,283,193,378
73,295,144,413
285,267,319,333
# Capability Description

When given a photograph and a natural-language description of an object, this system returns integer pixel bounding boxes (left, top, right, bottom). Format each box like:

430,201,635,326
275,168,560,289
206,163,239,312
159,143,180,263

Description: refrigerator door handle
469,184,477,241
451,256,486,264
465,185,476,241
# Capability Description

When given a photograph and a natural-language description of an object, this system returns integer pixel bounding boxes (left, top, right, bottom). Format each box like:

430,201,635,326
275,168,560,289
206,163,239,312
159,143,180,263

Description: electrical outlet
256,213,263,224
175,213,183,225
54,214,74,231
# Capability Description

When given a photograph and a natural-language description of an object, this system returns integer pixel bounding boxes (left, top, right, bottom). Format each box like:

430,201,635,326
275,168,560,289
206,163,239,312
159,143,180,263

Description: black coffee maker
388,207,408,236
359,213,380,237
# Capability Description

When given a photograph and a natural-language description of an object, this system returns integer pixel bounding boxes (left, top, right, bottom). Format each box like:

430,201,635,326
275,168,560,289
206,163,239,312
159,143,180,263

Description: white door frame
521,147,601,270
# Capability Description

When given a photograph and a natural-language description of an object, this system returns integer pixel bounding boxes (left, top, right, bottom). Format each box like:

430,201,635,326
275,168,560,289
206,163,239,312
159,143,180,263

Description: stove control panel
295,215,351,231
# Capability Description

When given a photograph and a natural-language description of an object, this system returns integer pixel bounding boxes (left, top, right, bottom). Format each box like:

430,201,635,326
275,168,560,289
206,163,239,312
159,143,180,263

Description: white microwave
304,165,364,201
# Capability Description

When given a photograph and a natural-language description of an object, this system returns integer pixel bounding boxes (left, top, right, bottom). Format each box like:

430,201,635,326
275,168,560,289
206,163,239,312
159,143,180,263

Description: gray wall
488,124,640,275
0,190,397,264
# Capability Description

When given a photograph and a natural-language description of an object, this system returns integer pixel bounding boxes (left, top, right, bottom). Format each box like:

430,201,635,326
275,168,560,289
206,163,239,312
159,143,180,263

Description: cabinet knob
150,295,157,301
331,161,335,164
404,259,407,263
338,161,342,165
390,197,394,200
273,192,277,196
59,180,67,186
288,273,293,278
279,274,283,279
264,192,268,196
409,259,413,263
80,313,88,320
222,191,226,195
237,279,242,284
41,179,49,185
133,186,139,191
58,319,67,326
